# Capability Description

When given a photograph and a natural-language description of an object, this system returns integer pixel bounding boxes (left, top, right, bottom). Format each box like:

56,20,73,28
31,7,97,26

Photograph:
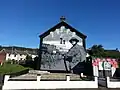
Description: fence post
93,66,99,77
111,67,116,77
4,75,10,83
37,74,41,81
94,77,98,88
81,73,83,77
95,77,98,82
66,75,70,81
106,77,110,88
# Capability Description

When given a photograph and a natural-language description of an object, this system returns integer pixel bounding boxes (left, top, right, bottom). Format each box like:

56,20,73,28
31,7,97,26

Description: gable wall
43,26,83,52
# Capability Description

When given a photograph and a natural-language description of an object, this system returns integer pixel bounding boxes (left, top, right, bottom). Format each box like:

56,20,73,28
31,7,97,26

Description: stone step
28,70,50,75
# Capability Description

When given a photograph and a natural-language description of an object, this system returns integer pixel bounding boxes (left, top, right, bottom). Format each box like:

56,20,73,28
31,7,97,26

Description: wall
41,26,84,71
6,53,26,61
0,52,6,62
107,77,120,88
43,26,83,51
2,75,98,90
6,53,37,61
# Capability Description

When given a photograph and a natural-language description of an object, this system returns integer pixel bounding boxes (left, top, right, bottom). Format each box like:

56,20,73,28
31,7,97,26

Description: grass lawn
0,63,30,75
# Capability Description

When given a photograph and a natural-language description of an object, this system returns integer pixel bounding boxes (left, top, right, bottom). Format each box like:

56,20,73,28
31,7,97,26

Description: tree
89,44,105,58
26,55,32,60
24,55,34,68
33,56,39,70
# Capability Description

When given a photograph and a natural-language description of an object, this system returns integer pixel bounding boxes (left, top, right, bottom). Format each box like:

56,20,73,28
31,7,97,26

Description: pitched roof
0,49,6,54
39,21,87,39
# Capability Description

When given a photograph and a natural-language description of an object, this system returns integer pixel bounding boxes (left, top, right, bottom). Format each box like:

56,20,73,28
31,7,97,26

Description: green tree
25,55,34,69
26,55,32,60
89,44,105,58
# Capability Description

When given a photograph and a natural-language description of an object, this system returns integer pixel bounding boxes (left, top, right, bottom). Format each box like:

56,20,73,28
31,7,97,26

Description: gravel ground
10,73,82,81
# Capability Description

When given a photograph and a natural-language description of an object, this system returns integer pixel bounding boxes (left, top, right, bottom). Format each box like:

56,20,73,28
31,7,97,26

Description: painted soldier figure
65,37,86,73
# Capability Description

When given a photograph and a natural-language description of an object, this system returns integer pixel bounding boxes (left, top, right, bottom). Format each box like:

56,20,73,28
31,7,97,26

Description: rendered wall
41,26,84,71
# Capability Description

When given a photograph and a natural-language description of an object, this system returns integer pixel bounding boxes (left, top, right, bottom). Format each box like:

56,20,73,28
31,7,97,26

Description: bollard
106,77,110,88
4,75,10,84
66,75,70,81
94,77,98,88
81,73,84,77
37,74,41,81
95,77,98,82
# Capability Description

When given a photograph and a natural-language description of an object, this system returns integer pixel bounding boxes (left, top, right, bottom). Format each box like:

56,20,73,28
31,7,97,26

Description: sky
0,0,120,49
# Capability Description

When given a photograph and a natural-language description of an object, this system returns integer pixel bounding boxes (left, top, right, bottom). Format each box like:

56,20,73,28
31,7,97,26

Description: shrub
5,60,12,64
0,63,30,75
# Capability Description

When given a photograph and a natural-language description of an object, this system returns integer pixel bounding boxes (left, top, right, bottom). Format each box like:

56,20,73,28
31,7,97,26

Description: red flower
106,58,111,62
92,59,99,66
96,58,101,62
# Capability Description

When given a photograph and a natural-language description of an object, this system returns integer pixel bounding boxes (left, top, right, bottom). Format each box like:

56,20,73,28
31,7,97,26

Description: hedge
0,63,31,75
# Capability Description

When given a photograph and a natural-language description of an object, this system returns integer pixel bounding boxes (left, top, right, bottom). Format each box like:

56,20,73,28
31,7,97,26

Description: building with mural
39,17,89,74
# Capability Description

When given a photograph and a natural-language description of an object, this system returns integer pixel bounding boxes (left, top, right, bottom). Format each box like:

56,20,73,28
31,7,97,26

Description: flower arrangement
92,58,119,68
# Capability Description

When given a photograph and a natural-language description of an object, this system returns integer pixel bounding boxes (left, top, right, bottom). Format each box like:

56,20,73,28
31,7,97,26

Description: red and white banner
92,58,119,69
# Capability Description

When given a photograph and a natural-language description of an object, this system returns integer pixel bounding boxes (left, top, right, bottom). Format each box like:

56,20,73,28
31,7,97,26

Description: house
39,16,88,73
0,46,38,62
0,49,6,64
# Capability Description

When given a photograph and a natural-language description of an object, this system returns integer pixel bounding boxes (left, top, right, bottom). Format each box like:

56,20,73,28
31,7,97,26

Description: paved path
98,77,120,87
98,78,107,87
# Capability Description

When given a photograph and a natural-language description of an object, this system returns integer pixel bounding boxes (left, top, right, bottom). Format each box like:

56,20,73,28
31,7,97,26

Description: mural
41,26,86,72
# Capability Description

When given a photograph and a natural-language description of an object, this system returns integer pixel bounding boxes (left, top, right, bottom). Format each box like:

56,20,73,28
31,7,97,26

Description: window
63,40,65,44
60,38,63,44
8,54,10,56
60,38,66,44
14,54,16,57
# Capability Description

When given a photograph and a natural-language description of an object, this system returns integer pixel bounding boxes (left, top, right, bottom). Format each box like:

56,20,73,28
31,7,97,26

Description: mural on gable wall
41,26,86,71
